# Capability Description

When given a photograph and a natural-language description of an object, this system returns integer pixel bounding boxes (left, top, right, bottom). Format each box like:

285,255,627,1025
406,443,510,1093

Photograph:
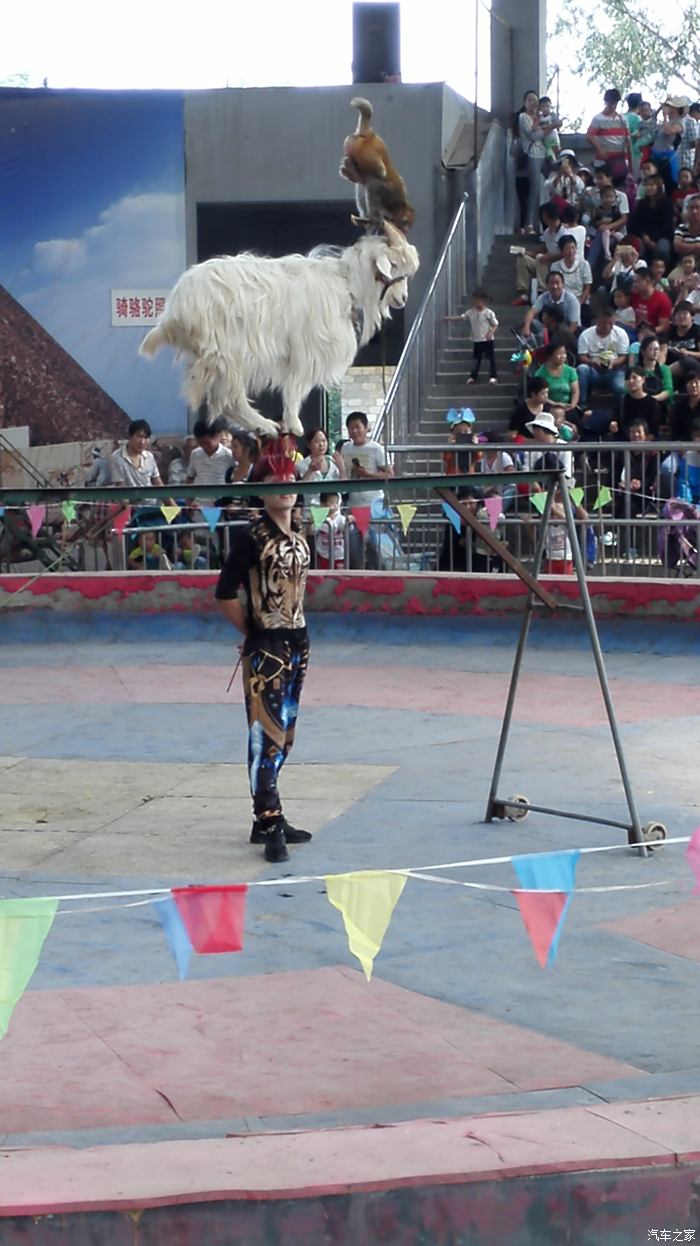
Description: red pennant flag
512,891,569,968
172,885,248,953
111,505,131,537
352,507,372,537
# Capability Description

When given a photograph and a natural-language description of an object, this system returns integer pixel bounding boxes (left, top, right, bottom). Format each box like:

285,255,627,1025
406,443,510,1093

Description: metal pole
485,477,556,821
559,473,647,854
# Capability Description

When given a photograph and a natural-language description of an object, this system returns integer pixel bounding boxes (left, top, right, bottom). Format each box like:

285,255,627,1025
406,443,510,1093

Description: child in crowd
542,483,588,576
539,96,561,167
592,185,627,260
670,253,698,297
616,417,658,557
128,530,171,570
649,256,670,293
443,408,480,478
445,289,499,384
314,491,352,569
613,282,638,334
662,416,700,502
672,167,698,219
174,530,207,570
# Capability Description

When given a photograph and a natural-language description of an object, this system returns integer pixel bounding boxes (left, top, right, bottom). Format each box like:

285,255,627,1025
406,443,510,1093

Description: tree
0,73,30,88
552,0,700,103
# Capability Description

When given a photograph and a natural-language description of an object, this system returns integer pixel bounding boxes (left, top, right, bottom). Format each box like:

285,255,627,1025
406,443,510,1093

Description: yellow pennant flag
161,505,181,524
326,870,407,981
0,898,58,1038
396,504,417,536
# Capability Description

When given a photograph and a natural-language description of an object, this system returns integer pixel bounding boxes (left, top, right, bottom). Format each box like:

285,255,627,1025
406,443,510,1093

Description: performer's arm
218,597,247,633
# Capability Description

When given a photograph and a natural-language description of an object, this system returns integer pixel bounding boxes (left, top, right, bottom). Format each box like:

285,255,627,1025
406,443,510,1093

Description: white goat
138,222,419,437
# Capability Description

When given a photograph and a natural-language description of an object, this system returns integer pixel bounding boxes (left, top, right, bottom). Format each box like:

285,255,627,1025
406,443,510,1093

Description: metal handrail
374,194,470,447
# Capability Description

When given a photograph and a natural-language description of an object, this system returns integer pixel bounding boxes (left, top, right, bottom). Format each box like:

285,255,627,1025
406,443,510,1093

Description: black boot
263,819,289,864
250,817,312,845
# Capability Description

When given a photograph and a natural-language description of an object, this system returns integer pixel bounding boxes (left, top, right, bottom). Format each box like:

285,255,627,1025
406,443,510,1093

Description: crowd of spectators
505,86,700,505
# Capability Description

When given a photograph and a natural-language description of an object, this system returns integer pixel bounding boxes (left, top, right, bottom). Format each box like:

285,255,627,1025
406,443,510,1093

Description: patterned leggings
242,633,309,820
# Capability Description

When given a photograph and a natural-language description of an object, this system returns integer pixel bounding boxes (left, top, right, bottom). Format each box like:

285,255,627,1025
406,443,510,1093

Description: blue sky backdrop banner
0,90,187,435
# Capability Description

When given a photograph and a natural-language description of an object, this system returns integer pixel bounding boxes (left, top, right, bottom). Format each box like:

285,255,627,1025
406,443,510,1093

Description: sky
2,0,490,105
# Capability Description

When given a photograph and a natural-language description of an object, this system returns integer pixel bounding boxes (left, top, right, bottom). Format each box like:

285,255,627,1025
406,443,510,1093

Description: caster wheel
490,802,506,821
507,794,530,822
642,821,667,847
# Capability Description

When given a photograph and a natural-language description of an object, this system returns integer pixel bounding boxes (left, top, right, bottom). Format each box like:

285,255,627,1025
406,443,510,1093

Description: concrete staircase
418,233,526,444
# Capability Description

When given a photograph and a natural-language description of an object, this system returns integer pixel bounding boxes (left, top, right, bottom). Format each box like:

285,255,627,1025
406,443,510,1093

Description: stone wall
340,367,396,428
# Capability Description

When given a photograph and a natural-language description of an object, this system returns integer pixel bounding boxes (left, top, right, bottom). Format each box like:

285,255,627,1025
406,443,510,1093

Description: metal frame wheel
506,794,530,822
641,821,667,847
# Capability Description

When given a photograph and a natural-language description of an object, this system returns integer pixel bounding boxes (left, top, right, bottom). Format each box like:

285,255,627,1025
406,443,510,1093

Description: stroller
657,499,699,576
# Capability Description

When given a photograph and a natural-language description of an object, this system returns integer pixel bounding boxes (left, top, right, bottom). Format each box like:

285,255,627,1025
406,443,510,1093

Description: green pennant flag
0,898,58,1038
569,487,584,508
61,501,77,524
530,492,547,515
310,506,330,531
592,486,612,511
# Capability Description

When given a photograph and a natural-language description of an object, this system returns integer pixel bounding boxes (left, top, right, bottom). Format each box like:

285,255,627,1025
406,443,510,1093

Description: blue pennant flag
442,501,462,535
512,850,580,968
153,897,193,980
201,506,222,535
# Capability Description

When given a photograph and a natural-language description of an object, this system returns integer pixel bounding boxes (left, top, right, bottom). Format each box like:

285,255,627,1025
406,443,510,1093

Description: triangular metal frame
438,471,655,857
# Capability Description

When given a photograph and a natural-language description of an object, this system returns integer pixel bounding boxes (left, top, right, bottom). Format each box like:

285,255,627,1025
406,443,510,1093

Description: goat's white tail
138,325,168,358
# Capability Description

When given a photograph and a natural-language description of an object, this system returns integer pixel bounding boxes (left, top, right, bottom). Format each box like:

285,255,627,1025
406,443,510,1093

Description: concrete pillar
490,0,546,124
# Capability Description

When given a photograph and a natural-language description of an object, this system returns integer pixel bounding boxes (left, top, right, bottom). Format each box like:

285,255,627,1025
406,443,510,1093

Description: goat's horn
382,220,404,245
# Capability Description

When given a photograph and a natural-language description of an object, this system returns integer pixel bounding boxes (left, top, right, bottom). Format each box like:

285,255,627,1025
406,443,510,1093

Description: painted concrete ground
1,614,700,1154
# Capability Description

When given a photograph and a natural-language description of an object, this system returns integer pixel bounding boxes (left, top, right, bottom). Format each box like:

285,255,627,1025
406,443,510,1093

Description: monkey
340,97,415,232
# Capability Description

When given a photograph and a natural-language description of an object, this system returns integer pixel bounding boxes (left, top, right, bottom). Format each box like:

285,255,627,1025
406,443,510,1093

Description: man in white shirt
340,411,394,569
577,307,630,405
109,420,164,492
550,235,593,306
187,418,234,486
340,412,393,509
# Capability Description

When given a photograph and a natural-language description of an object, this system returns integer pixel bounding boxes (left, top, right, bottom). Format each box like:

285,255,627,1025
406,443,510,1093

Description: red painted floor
604,900,700,961
1,663,698,727
0,968,643,1135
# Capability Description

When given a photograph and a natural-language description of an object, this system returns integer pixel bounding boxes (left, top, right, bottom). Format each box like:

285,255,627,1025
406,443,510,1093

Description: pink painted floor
1,967,643,1135
1,662,698,727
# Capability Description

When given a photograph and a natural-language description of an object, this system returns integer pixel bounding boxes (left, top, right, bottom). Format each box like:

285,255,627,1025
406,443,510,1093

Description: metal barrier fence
1,446,699,579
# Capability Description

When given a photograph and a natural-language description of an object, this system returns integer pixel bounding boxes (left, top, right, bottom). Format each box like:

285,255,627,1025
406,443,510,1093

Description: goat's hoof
282,417,305,437
255,418,280,438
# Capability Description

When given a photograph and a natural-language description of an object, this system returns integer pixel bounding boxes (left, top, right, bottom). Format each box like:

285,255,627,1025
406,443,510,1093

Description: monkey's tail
351,96,373,134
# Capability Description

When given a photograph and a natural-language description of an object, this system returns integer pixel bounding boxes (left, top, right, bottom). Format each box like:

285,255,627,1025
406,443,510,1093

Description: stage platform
2,613,700,1244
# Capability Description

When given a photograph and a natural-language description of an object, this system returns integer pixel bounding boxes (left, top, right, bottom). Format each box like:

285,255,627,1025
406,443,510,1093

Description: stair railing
374,193,471,447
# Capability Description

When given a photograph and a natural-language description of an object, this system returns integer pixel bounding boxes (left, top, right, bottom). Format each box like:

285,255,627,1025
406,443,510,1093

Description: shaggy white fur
139,225,419,438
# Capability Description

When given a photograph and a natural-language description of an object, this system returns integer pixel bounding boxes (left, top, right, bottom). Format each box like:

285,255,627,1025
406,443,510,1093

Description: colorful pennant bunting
352,507,372,537
530,492,547,515
61,501,77,524
310,506,330,531
512,850,580,968
201,506,222,534
160,505,181,525
153,898,192,980
27,505,46,538
592,486,612,511
512,891,570,970
326,870,407,981
569,486,584,508
0,898,58,1038
685,829,700,894
172,885,248,954
442,501,462,535
111,506,131,537
397,503,417,535
483,496,502,532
